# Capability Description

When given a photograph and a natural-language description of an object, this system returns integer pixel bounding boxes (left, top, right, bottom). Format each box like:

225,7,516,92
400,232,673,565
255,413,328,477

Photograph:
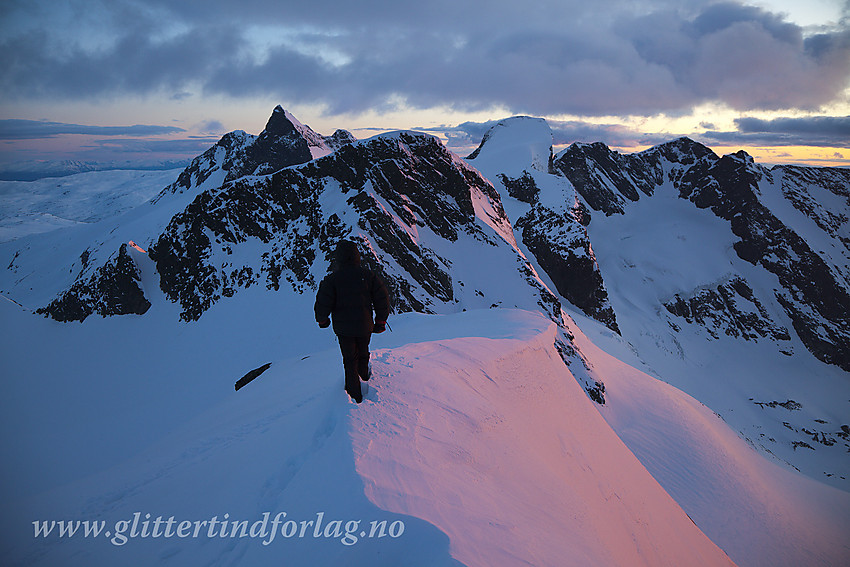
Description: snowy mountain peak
264,105,300,137
466,116,553,173
468,117,620,333
228,107,335,180
154,108,356,202
641,136,718,165
270,106,338,160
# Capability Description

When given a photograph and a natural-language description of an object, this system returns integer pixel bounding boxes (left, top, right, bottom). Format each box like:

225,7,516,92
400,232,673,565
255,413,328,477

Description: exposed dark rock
481,153,618,332
37,244,150,322
324,129,357,151
678,152,850,371
551,137,716,215
552,134,849,372
665,277,790,342
752,399,802,410
498,171,539,203
148,131,508,321
517,205,619,332
234,362,272,391
155,106,354,204
223,106,315,181
554,338,604,404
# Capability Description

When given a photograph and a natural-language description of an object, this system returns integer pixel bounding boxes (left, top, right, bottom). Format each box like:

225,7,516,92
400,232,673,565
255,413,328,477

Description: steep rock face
514,197,619,332
468,118,620,332
37,243,150,322
678,152,850,371
223,106,315,181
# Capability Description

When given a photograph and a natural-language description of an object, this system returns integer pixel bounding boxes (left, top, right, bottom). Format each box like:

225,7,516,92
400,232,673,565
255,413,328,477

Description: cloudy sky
1,0,849,170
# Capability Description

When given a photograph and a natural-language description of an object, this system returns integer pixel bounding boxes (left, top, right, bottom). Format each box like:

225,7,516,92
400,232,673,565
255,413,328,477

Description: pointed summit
222,106,356,182
224,107,314,180
261,105,299,138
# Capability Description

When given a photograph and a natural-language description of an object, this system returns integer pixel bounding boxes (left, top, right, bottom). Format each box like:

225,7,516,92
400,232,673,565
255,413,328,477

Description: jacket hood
334,240,361,267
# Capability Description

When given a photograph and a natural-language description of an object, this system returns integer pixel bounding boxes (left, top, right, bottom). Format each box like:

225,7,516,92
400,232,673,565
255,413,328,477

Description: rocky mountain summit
147,129,556,322
551,136,850,372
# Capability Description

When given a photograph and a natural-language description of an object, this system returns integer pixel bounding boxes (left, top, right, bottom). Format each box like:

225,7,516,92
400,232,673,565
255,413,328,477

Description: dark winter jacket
314,241,390,337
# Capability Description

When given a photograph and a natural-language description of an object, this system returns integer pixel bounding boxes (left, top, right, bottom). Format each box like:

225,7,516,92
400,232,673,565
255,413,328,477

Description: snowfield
0,169,182,243
2,297,848,566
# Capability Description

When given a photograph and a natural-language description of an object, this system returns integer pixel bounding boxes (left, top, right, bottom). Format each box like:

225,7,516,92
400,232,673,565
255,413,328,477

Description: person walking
315,240,390,403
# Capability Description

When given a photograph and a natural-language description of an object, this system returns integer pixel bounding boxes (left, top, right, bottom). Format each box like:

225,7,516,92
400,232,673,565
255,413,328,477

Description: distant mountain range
0,158,190,182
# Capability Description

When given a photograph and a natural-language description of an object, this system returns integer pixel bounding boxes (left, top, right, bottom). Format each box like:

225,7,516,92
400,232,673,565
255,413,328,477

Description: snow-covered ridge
4,306,848,566
466,116,553,173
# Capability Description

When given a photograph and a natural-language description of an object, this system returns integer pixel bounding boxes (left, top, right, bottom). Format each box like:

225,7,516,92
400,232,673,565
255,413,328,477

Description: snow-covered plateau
1,107,848,566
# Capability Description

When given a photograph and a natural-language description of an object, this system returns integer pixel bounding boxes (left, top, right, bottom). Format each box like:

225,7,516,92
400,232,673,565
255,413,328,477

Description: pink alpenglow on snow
351,310,735,567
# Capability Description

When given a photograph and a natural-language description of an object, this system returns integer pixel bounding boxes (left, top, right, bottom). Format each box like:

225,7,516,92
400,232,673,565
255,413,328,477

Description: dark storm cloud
704,115,850,147
2,0,849,116
0,119,185,140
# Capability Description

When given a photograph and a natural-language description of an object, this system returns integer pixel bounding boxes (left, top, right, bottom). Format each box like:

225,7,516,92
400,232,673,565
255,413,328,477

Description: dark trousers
337,335,371,401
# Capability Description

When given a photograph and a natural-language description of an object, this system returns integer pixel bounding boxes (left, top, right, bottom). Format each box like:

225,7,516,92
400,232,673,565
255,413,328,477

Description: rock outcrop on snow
35,243,150,321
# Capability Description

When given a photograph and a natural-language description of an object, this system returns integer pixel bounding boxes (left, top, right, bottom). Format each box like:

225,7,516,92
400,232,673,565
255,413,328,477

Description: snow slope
4,299,848,566
567,314,850,566
586,173,850,488
352,311,734,567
